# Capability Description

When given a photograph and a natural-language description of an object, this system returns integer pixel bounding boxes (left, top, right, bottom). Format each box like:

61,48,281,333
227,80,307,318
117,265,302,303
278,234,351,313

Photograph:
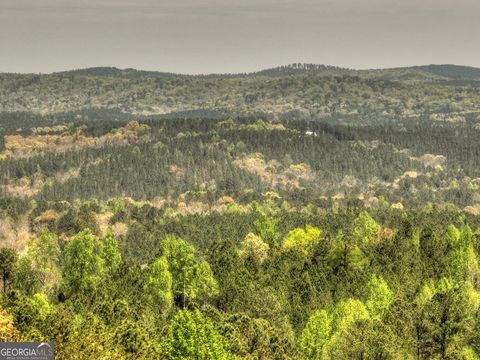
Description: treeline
1,204,480,358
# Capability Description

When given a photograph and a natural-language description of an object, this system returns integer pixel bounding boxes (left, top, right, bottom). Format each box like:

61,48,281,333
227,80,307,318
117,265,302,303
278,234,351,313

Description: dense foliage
1,203,480,359
2,116,480,211
1,64,480,118
2,64,480,358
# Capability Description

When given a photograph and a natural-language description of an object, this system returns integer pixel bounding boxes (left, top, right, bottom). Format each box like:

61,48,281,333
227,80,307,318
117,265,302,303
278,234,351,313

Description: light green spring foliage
190,260,219,303
101,234,121,275
253,215,279,247
416,279,437,308
252,201,280,246
450,245,480,285
160,235,219,306
27,229,60,292
144,256,173,313
463,281,480,311
62,229,103,296
466,246,480,287
162,235,197,304
448,224,480,285
450,246,469,282
327,300,372,359
30,293,52,321
447,224,461,245
352,211,380,244
300,310,331,359
462,347,480,360
282,225,322,256
416,277,479,313
224,202,244,214
460,224,475,246
7,206,480,358
301,299,371,359
331,299,370,334
366,275,394,319
437,277,456,295
162,309,230,360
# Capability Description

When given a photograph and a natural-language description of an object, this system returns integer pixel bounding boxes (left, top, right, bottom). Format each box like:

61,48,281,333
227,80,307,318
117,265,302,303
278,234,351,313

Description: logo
0,342,54,360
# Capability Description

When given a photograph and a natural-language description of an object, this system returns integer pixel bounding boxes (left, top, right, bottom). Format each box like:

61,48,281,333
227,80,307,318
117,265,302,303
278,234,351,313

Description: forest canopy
1,65,480,358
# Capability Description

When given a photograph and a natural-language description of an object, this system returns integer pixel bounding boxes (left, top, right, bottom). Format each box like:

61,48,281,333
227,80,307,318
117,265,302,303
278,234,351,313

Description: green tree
27,229,60,292
252,201,280,246
144,256,173,313
327,230,369,275
300,309,331,359
162,309,229,360
62,229,103,297
326,320,403,360
190,260,219,305
331,298,370,334
447,224,461,244
365,275,394,319
161,235,218,307
282,225,322,256
30,293,52,321
462,347,480,360
322,299,372,359
100,234,121,276
447,224,480,286
222,313,296,359
114,318,155,356
419,280,479,359
352,211,380,244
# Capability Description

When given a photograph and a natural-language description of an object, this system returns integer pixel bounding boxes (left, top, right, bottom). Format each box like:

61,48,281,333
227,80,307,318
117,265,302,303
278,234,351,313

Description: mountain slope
1,64,480,117
413,64,480,80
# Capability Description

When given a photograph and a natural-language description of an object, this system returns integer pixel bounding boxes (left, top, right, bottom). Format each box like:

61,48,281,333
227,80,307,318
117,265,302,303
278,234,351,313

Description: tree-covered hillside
2,65,480,359
2,116,480,211
2,202,480,359
1,64,480,118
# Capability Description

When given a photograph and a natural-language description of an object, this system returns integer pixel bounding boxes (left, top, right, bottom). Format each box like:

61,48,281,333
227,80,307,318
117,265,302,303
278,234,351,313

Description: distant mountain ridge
249,63,349,76
412,64,480,80
2,62,480,116
53,63,480,80
57,67,180,78
57,64,347,78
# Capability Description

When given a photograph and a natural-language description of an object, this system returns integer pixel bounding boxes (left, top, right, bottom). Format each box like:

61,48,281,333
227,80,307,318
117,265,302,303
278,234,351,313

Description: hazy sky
1,0,479,74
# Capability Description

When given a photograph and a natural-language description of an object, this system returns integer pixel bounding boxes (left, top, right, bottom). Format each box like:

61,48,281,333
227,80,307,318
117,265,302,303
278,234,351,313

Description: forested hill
1,63,480,117
55,63,480,79
249,64,480,80
412,64,480,80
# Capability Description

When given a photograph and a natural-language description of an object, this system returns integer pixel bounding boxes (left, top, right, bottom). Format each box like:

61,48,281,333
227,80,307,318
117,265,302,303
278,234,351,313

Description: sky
1,0,479,74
